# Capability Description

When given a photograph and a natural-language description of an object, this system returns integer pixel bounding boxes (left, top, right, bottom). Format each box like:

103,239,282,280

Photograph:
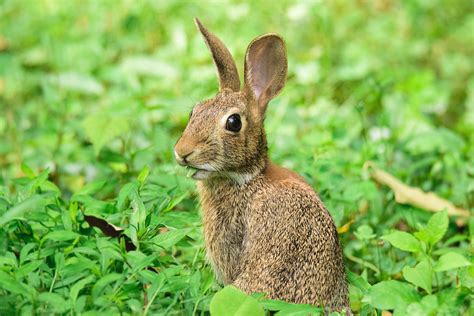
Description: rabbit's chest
198,183,251,283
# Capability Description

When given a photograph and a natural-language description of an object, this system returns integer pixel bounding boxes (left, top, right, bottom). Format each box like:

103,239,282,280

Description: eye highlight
225,114,242,132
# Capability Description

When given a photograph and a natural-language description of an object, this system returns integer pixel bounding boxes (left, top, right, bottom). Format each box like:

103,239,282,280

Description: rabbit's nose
175,149,194,165
174,137,196,165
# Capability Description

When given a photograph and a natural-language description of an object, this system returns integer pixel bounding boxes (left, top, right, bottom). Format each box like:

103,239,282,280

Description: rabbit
174,18,350,313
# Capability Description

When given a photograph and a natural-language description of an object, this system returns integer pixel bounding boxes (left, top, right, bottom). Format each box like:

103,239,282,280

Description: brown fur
174,18,350,313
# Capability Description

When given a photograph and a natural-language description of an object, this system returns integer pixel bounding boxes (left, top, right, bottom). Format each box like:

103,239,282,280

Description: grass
0,0,473,315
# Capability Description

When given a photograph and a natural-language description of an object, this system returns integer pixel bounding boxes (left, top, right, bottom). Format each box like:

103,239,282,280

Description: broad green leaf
261,299,323,315
381,231,421,252
364,280,419,310
16,260,43,279
188,270,201,298
0,195,45,226
21,163,35,178
0,252,17,267
414,210,449,246
73,180,107,197
37,292,68,313
210,285,264,316
354,224,376,240
149,228,191,249
29,169,50,192
19,243,37,264
406,295,438,316
434,252,471,272
144,266,183,312
347,270,371,292
91,273,123,299
0,271,35,299
117,181,139,211
126,251,157,273
402,260,432,294
42,230,80,242
70,275,95,304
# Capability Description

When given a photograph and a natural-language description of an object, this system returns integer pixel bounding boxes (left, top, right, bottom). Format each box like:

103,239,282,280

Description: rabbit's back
239,165,348,310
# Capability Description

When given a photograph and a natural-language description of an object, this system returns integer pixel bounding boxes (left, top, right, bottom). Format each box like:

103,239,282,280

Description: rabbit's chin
191,169,213,181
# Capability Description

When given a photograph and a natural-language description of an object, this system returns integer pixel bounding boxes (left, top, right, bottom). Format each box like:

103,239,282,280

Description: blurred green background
0,0,473,314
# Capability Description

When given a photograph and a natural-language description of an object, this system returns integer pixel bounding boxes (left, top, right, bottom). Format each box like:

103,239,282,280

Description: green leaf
37,292,68,313
354,224,376,240
402,260,432,294
406,295,439,316
73,180,107,197
261,299,323,315
21,163,36,178
364,280,420,310
347,270,371,292
414,210,449,246
0,271,35,299
116,181,139,211
149,228,191,250
137,165,150,185
70,275,95,304
381,231,421,252
0,195,46,226
82,112,130,155
16,260,43,278
42,230,80,242
434,252,471,272
210,285,264,316
129,188,147,246
91,273,123,299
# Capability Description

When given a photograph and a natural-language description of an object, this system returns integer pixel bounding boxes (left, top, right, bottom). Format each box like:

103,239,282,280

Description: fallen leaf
364,161,469,226
84,215,135,251
337,219,354,234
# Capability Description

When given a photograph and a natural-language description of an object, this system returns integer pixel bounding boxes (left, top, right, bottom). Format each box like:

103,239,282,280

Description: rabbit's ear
194,18,240,92
244,34,287,112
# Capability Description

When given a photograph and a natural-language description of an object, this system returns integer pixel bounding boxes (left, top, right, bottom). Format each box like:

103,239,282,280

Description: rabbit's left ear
244,34,287,112
195,18,240,92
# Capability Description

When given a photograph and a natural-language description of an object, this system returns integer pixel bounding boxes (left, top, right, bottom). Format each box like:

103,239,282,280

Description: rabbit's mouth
187,166,213,181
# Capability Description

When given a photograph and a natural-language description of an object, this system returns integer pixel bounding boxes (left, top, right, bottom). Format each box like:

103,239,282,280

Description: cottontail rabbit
175,18,349,313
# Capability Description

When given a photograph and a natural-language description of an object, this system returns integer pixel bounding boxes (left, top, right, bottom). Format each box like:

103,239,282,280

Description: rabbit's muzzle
174,140,216,180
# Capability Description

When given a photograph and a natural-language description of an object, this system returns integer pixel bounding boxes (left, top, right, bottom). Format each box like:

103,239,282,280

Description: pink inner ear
247,39,285,103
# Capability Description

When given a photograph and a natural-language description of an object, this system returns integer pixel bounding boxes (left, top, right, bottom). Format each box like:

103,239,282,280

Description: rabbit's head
175,18,287,182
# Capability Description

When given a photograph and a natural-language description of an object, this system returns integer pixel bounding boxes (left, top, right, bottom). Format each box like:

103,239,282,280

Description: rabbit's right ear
244,34,287,114
194,18,240,92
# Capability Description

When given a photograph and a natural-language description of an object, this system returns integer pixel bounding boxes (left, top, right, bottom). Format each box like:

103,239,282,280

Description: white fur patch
227,172,254,185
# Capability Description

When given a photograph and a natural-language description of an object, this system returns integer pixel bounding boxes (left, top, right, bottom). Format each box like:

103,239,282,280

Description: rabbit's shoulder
250,163,329,219
263,162,318,200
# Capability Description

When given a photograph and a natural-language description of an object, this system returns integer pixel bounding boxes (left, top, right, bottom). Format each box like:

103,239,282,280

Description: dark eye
189,109,193,119
225,114,242,132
